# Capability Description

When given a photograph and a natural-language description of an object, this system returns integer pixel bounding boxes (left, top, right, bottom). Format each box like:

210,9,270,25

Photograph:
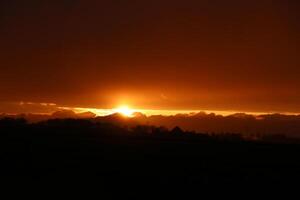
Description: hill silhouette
1,111,300,139
1,117,300,194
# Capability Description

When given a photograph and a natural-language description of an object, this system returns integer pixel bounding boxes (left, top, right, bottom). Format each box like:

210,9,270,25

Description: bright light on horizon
114,105,135,117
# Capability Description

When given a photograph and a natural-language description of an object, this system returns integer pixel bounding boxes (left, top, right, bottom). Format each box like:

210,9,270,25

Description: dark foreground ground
1,118,300,195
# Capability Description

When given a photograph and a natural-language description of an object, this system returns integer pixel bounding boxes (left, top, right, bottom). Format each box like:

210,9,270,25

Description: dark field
1,118,300,194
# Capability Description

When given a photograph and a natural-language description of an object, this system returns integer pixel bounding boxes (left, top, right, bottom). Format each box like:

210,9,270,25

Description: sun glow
114,106,135,117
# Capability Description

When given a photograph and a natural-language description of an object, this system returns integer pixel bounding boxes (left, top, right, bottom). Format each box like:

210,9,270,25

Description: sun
114,106,135,117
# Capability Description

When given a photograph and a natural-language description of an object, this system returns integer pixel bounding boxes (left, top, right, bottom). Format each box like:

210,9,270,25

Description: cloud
0,101,60,114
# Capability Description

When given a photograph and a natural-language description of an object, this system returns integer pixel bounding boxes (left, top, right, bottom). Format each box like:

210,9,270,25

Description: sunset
1,0,300,195
114,105,135,117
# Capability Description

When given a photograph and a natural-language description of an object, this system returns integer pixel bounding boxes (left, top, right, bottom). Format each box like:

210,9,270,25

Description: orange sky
1,1,300,113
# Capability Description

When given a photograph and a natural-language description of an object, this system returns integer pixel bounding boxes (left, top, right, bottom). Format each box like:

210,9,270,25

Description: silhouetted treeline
1,117,300,194
1,116,298,144
2,110,300,139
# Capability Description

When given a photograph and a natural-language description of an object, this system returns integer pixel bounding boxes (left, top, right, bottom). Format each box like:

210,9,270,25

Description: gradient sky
1,0,300,113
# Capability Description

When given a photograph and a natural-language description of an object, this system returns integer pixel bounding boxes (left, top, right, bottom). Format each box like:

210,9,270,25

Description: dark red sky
1,0,300,113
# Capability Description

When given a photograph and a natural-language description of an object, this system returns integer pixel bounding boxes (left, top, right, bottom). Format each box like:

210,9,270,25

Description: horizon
2,101,300,117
